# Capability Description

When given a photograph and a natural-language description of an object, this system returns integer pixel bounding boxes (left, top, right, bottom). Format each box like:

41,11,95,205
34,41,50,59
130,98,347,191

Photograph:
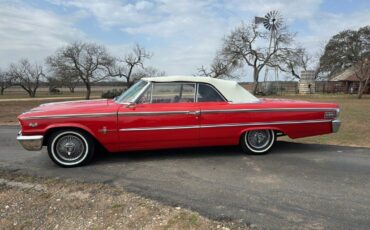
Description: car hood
18,99,117,120
36,99,111,111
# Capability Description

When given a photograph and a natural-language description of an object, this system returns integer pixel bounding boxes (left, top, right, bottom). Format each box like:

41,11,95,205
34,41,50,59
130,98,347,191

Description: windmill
255,10,283,85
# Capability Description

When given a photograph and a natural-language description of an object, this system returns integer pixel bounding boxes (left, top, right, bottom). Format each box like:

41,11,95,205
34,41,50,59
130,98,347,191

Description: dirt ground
0,171,248,230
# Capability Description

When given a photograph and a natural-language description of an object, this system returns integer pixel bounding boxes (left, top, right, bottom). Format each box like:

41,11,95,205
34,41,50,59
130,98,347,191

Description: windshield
115,80,148,103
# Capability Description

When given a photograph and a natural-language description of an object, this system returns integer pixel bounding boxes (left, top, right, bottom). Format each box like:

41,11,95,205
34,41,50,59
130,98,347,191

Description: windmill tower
255,11,283,89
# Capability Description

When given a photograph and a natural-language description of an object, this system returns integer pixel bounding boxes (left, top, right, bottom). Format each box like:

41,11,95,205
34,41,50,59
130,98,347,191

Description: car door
118,82,200,151
197,83,245,146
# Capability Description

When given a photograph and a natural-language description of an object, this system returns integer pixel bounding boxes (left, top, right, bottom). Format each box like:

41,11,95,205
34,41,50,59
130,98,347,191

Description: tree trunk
252,82,259,95
85,83,91,100
0,87,4,95
29,90,36,98
252,69,259,95
358,77,370,99
357,81,364,99
70,86,75,93
30,88,37,97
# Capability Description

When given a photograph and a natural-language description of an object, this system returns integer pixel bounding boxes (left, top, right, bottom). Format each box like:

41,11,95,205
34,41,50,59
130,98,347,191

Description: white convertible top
141,76,259,103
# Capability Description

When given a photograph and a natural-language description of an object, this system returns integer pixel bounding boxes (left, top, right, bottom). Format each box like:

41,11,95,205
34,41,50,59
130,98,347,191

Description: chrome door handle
187,111,201,116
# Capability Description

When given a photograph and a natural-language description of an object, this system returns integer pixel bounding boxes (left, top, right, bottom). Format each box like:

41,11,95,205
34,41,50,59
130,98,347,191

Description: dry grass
0,99,81,124
0,91,103,99
0,171,246,229
0,86,120,99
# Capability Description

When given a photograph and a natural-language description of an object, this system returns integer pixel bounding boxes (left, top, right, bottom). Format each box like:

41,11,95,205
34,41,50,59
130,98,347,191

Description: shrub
49,88,61,94
101,88,125,99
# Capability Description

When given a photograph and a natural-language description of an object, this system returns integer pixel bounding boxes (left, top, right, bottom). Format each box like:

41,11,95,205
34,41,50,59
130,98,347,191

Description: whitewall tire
47,129,95,167
241,129,275,154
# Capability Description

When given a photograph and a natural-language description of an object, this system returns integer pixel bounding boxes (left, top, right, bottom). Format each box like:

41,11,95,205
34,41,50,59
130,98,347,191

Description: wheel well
239,129,284,143
43,127,97,146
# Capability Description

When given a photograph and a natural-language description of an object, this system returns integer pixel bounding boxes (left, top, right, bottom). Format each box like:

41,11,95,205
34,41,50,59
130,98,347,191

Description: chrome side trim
119,119,331,132
200,119,331,128
118,111,192,116
120,125,200,131
17,133,43,151
118,108,337,116
201,108,337,114
23,112,117,120
332,120,341,133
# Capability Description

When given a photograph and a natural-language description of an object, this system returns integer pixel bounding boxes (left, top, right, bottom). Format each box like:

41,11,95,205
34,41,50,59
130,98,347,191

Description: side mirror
126,102,136,108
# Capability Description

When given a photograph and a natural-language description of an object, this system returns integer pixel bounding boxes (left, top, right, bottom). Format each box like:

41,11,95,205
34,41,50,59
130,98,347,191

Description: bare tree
47,42,114,99
0,68,14,95
108,44,152,86
50,67,80,93
131,66,165,81
219,22,294,94
8,59,44,97
269,47,321,80
197,56,238,78
279,48,311,79
320,26,370,99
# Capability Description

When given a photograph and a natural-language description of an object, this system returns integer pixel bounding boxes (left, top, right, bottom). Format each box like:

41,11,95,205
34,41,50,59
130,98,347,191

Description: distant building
330,67,370,94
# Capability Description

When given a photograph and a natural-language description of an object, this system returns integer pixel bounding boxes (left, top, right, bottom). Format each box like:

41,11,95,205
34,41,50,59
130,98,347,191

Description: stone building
298,70,315,94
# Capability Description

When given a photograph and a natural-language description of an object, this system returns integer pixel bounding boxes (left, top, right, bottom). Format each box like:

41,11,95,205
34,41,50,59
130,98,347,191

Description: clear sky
1,0,370,81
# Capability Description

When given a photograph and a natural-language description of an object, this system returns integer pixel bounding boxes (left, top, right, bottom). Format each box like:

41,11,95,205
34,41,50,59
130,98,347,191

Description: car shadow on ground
91,141,353,166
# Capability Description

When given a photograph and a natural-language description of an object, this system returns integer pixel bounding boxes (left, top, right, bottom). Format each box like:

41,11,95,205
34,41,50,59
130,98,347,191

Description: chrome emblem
29,122,38,128
98,126,108,134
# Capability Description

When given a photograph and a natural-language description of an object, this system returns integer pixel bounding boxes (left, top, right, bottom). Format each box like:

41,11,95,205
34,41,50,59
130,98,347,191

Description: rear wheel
47,129,95,167
241,129,275,154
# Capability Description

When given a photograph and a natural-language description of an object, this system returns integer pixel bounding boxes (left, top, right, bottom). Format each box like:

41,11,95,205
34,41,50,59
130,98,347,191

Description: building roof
141,76,259,103
331,67,360,81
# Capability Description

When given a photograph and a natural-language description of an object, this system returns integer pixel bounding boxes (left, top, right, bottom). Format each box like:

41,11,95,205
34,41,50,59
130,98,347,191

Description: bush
49,88,61,94
101,88,125,99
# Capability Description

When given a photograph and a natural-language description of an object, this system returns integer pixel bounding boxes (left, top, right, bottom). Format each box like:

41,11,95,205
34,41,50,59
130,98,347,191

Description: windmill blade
263,10,283,31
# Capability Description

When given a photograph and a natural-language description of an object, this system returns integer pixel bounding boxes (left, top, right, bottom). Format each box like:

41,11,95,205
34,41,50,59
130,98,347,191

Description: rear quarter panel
198,99,338,146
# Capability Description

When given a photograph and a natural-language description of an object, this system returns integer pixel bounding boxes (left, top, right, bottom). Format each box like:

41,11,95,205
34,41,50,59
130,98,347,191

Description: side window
137,85,152,104
197,83,225,102
145,83,196,104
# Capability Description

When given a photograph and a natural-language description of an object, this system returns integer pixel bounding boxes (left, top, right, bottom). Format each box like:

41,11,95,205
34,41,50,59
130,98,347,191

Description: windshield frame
114,80,150,104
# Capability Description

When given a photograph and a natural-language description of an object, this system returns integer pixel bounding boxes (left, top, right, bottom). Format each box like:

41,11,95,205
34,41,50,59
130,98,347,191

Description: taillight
324,108,340,119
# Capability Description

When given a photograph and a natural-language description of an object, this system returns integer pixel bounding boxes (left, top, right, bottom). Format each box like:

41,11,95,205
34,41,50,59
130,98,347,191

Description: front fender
43,123,97,140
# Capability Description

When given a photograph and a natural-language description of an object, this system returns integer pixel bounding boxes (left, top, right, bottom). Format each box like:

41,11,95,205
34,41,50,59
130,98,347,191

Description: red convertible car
17,76,340,167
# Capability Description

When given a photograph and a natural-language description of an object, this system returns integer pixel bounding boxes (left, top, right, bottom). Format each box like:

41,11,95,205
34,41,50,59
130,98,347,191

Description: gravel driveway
1,125,370,229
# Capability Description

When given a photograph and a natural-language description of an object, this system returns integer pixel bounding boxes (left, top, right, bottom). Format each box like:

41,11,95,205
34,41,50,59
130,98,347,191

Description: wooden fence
240,81,366,95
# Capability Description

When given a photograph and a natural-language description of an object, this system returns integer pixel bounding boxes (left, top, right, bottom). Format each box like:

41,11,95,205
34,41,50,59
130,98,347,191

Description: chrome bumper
17,131,43,151
332,120,341,133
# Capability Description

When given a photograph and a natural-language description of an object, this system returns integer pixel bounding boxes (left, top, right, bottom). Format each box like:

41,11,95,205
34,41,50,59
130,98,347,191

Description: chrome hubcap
55,135,85,162
247,130,271,149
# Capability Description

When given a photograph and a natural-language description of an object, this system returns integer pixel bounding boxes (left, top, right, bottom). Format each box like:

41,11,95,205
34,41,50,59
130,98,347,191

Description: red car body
17,76,340,167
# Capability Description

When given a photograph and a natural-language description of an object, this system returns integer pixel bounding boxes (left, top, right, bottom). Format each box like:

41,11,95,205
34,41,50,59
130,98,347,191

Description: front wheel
47,129,95,167
241,129,275,154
